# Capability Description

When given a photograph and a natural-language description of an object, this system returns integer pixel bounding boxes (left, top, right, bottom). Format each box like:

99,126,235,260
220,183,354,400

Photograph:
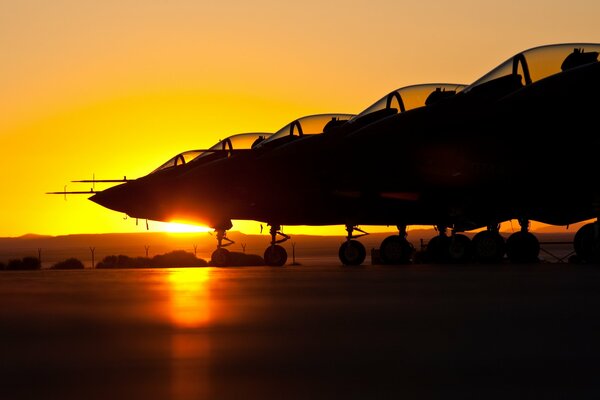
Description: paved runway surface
1,262,600,399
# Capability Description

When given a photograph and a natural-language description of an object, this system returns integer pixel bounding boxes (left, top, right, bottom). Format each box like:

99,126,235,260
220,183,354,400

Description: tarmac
1,261,600,399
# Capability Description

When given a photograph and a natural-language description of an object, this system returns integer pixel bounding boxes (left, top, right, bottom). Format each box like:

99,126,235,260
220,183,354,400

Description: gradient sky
1,1,599,237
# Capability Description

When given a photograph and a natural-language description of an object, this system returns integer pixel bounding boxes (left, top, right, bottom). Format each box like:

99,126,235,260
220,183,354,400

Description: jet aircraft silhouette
86,84,464,265
51,43,600,266
268,43,600,265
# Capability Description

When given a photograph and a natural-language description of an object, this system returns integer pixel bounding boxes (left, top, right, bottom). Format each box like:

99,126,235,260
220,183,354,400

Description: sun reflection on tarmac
167,268,212,328
167,268,212,399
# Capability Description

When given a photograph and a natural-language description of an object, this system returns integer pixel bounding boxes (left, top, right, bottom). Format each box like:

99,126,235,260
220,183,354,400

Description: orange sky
1,1,599,237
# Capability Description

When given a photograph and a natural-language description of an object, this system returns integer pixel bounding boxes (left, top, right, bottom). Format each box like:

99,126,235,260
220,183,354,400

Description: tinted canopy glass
349,83,467,122
259,113,355,146
465,43,600,91
151,132,271,174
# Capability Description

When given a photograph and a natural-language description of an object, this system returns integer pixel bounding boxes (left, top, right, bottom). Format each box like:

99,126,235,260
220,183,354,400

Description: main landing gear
426,226,472,263
379,225,414,264
264,224,289,266
506,218,540,263
469,219,539,264
471,224,506,263
337,225,415,265
574,220,600,263
339,225,368,266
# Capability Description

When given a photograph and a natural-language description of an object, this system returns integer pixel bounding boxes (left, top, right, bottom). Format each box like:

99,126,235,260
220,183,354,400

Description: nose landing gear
264,224,290,266
211,227,235,266
339,225,367,266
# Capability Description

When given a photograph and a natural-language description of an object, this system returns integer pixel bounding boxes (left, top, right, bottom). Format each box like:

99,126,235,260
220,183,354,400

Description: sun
157,221,213,234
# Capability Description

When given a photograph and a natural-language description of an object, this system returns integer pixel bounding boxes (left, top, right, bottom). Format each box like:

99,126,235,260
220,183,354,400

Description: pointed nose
90,183,134,214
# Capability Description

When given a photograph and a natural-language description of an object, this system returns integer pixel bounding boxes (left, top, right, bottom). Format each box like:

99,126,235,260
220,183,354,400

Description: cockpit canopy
151,132,271,174
349,83,467,123
257,113,355,147
465,43,600,92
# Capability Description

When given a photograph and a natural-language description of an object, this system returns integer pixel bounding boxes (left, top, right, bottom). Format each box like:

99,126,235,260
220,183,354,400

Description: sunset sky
1,1,599,237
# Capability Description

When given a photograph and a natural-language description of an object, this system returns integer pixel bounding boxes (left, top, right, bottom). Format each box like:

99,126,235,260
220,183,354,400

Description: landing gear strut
339,225,367,266
264,224,289,266
472,223,505,263
425,226,450,263
380,225,413,264
211,225,234,266
506,218,539,263
448,231,473,263
425,226,472,263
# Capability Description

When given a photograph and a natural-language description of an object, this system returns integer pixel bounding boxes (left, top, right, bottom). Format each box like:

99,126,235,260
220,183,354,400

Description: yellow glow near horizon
2,1,600,237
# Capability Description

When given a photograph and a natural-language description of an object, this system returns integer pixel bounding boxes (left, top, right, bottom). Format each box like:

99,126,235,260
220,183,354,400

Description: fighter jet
328,42,600,264
53,43,600,267
270,43,600,266
86,84,465,265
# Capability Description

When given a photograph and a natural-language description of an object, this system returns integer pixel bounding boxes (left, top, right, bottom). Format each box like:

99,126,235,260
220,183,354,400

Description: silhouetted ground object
208,252,264,266
96,251,207,268
290,242,301,265
151,250,207,267
0,262,5,270
52,258,84,269
538,241,575,263
96,255,150,268
90,247,95,269
7,257,41,270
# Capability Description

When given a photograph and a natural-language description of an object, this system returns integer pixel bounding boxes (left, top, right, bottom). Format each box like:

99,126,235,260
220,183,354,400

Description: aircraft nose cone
90,183,133,214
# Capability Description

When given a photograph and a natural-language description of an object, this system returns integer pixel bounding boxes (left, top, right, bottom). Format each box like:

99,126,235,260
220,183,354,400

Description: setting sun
161,221,213,234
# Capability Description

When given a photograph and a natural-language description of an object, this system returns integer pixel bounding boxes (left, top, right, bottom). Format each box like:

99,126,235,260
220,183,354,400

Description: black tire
211,248,230,267
339,240,366,266
379,235,413,264
264,244,287,266
506,231,540,263
574,223,600,263
472,231,505,263
425,235,450,263
448,234,473,263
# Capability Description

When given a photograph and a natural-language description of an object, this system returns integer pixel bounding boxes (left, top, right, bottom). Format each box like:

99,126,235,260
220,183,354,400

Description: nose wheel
264,224,289,266
338,225,367,265
211,225,234,266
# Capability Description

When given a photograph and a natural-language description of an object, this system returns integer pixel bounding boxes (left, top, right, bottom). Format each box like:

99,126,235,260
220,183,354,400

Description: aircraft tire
211,248,230,267
448,234,473,263
339,240,366,266
380,235,413,264
574,222,600,263
264,244,287,266
506,231,540,263
472,231,505,263
425,235,450,263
